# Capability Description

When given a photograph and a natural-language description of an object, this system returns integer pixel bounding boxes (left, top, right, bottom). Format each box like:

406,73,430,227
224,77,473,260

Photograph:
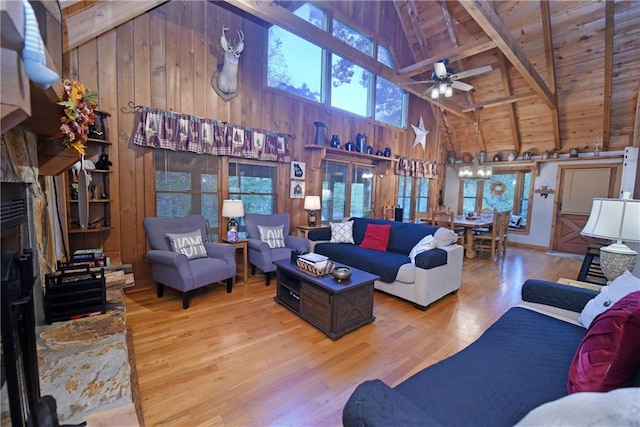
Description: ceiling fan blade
451,80,474,92
434,62,448,78
449,65,492,81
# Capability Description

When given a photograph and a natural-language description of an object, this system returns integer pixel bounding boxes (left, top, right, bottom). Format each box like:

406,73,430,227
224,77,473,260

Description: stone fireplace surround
1,127,142,425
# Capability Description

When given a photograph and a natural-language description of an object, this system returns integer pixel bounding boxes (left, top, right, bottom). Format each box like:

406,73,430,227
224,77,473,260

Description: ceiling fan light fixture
430,88,439,99
444,85,453,97
439,82,448,94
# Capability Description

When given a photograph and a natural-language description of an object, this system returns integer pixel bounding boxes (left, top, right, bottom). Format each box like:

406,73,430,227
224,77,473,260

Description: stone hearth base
37,291,142,425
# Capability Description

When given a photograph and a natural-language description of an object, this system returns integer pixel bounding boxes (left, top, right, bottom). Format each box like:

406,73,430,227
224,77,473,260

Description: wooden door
552,164,621,253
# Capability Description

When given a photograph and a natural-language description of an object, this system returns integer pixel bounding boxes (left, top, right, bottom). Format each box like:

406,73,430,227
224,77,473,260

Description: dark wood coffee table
273,260,378,340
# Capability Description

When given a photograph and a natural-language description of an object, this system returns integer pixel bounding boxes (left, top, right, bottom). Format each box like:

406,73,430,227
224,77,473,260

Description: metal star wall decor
411,116,429,150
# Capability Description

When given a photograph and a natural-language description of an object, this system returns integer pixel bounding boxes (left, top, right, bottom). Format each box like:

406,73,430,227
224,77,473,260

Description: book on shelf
71,248,105,266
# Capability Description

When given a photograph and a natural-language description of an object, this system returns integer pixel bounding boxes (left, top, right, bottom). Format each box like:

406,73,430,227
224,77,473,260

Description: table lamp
304,195,321,227
222,199,244,241
581,197,640,282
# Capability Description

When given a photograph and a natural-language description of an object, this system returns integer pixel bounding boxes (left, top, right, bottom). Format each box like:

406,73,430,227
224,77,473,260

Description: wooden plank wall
63,1,439,284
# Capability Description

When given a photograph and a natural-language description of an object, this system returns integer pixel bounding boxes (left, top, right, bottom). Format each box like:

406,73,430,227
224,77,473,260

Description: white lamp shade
222,199,244,217
581,198,640,242
304,195,321,210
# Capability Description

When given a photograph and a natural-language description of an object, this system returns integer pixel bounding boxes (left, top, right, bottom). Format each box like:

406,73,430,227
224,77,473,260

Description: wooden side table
222,239,248,284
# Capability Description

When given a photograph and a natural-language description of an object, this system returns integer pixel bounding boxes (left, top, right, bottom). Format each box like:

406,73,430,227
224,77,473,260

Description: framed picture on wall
290,181,305,198
291,161,306,180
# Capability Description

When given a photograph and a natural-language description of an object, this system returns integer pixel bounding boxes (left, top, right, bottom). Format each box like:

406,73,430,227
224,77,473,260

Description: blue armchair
142,215,236,309
245,213,308,285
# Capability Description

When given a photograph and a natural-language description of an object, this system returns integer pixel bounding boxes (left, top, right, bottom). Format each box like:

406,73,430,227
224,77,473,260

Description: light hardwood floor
124,246,584,426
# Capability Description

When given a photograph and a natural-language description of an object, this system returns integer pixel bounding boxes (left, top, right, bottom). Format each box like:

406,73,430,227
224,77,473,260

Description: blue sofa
308,217,463,310
342,280,640,426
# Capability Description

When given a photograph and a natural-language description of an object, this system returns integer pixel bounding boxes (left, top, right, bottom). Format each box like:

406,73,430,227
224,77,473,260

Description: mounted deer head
213,26,244,100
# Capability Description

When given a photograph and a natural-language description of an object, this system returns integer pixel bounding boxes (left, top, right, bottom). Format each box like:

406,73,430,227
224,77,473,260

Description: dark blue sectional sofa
308,217,463,309
342,279,640,426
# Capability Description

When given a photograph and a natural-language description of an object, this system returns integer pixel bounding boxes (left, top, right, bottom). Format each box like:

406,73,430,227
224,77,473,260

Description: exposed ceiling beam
458,0,556,111
497,51,521,154
225,0,470,119
540,0,561,151
602,0,614,150
63,1,168,51
401,0,430,59
392,1,421,62
397,38,495,79
439,0,457,46
461,92,538,112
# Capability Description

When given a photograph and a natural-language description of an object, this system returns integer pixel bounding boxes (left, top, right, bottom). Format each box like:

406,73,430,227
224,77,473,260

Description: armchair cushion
166,230,208,260
258,225,286,248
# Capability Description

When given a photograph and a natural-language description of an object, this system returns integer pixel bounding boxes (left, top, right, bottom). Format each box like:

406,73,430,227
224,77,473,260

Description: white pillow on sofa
578,270,640,328
409,235,436,263
434,227,458,248
330,220,355,244
515,387,640,426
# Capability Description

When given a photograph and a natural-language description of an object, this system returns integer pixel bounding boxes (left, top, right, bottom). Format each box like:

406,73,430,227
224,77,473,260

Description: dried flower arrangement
56,79,98,155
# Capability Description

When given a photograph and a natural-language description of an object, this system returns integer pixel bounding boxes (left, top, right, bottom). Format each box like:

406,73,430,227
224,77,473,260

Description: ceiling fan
403,59,492,99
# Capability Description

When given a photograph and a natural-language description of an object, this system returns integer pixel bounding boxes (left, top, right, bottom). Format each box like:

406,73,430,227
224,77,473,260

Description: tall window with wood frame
154,149,220,238
228,160,277,215
266,2,407,128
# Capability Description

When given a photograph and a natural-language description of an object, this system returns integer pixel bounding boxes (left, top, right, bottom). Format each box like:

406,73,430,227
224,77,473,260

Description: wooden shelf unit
65,113,113,254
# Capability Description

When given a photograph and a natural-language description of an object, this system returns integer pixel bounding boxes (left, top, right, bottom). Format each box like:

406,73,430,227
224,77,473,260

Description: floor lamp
581,197,640,282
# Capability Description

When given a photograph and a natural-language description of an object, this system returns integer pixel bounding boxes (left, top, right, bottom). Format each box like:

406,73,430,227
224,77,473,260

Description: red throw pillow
567,290,640,394
359,224,392,251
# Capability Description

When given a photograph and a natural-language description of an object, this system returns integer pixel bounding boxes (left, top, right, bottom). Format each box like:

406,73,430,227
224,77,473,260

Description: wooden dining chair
498,210,511,257
414,211,431,224
472,210,501,261
431,210,454,229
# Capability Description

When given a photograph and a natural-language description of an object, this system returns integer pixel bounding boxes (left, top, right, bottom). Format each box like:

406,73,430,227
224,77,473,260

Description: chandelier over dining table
458,126,493,180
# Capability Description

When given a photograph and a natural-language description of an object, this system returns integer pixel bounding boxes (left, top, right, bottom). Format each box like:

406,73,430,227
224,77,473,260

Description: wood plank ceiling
57,0,640,158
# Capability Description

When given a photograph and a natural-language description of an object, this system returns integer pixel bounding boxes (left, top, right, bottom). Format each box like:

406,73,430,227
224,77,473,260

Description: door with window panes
322,160,374,222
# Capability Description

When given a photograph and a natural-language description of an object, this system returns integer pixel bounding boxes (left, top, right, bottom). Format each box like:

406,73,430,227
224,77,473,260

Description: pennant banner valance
132,106,291,162
395,156,438,178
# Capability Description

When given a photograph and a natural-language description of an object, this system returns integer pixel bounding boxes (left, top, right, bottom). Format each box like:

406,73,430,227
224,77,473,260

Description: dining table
453,215,494,259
